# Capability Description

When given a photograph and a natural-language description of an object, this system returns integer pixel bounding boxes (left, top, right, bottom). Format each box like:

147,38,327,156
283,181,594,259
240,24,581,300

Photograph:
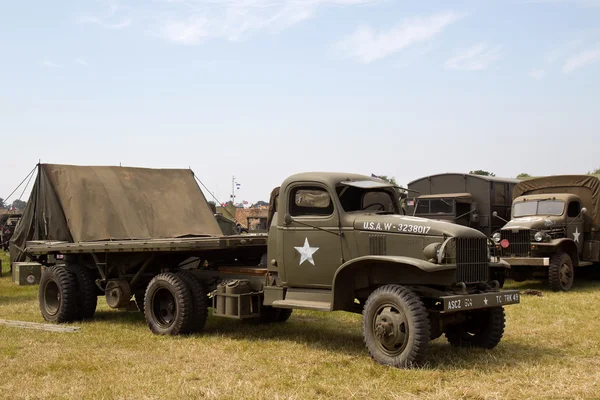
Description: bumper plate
441,290,520,313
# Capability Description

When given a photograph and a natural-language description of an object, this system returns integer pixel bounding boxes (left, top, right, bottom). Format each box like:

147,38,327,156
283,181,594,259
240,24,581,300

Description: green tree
469,170,496,177
374,175,398,185
588,167,600,175
517,173,532,179
12,199,26,210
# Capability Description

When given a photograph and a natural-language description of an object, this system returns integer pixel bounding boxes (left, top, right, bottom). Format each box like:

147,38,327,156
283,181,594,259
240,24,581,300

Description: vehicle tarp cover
512,175,600,228
10,164,222,262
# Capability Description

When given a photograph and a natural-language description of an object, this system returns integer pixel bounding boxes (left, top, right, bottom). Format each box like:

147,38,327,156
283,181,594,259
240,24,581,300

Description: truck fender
331,256,455,311
537,238,579,267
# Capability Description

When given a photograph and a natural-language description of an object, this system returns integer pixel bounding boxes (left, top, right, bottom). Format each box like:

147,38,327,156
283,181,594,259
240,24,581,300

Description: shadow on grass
0,294,38,305
505,278,600,293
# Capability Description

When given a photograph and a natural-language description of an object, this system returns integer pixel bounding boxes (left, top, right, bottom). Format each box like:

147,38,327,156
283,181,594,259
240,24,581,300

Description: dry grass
1,253,600,399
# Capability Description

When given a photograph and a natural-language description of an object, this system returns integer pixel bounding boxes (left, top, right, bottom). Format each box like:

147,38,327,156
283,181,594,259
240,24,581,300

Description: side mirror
284,213,293,226
492,211,498,218
581,207,588,215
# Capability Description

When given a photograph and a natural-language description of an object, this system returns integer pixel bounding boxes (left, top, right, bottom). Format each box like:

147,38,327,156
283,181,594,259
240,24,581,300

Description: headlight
492,232,501,244
534,231,545,242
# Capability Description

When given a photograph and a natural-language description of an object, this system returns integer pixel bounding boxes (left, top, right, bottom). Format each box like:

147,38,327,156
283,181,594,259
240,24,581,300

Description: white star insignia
573,227,580,243
484,297,488,305
294,238,319,266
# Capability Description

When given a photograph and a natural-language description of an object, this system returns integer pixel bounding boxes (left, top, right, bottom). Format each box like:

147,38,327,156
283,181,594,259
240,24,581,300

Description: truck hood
502,215,564,231
354,214,485,238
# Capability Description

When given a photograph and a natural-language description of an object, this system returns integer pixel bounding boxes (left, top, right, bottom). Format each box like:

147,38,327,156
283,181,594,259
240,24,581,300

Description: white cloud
530,68,547,80
75,58,89,67
563,48,600,73
41,60,63,68
78,3,133,30
336,11,463,64
444,43,502,71
155,0,378,44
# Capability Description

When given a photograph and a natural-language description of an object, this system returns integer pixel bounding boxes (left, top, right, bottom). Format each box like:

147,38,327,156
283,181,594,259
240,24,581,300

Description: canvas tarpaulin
11,164,222,262
512,175,600,228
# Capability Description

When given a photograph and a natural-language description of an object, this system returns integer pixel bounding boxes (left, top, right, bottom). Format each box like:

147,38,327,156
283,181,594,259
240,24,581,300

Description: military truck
1,213,22,251
407,173,520,236
15,164,519,368
492,175,600,291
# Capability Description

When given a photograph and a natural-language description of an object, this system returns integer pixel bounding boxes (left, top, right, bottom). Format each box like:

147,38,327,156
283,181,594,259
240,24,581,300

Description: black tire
548,252,574,292
277,308,293,322
66,264,98,320
144,273,193,335
445,307,505,349
362,285,430,368
38,265,79,323
177,270,208,334
259,305,282,323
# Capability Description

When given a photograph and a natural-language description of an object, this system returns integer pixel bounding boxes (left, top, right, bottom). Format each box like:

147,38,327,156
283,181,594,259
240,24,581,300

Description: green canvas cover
512,175,600,228
10,164,222,262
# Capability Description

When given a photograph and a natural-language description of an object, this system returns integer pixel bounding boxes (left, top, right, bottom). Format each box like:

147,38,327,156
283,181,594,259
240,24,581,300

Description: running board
271,300,331,312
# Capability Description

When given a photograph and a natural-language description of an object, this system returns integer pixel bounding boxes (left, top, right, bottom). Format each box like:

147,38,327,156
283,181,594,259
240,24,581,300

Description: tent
10,164,222,262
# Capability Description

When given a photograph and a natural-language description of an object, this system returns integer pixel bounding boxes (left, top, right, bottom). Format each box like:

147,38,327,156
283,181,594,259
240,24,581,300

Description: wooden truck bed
24,234,268,255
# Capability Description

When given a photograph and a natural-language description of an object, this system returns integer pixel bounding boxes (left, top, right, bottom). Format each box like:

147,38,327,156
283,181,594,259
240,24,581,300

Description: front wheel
38,265,79,323
548,252,574,292
445,307,505,349
144,273,193,335
362,285,430,368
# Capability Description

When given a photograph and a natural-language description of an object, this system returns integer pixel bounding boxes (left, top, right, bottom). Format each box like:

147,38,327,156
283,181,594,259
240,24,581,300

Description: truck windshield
336,185,397,213
414,198,454,215
513,200,565,217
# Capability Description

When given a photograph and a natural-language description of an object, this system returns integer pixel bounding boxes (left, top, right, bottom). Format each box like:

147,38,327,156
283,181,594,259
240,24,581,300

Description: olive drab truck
406,173,520,237
16,164,520,369
492,175,600,291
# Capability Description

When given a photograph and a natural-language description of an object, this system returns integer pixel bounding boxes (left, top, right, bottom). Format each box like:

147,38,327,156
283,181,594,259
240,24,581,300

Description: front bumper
501,257,550,267
440,290,520,313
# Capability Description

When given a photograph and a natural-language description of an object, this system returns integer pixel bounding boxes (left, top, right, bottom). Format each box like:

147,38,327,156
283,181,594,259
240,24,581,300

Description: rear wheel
548,252,574,292
362,285,430,368
144,273,193,335
66,264,98,320
177,270,208,333
445,307,505,349
39,265,79,323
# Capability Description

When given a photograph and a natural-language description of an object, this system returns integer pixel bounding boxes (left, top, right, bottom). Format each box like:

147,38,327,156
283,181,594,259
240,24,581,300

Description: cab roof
280,172,394,191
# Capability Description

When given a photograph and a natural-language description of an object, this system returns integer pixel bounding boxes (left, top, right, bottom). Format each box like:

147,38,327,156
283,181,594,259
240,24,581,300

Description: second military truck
493,175,600,291
16,164,520,368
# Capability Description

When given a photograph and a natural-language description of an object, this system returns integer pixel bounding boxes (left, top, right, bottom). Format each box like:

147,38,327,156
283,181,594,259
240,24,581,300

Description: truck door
281,184,342,288
566,200,584,254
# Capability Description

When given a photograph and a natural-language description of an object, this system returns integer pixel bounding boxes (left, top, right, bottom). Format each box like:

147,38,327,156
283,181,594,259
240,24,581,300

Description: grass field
1,252,600,400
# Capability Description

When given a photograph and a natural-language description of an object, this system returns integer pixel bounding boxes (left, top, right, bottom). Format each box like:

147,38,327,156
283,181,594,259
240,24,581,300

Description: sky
1,0,599,205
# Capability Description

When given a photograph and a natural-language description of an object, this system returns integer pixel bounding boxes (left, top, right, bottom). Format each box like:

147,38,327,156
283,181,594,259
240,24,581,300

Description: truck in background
492,175,600,291
407,173,520,237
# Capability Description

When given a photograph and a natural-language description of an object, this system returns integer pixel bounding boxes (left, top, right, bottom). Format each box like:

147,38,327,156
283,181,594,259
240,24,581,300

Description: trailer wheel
144,273,193,335
362,285,430,368
445,307,505,349
177,270,208,333
549,252,574,292
66,264,98,320
39,265,79,323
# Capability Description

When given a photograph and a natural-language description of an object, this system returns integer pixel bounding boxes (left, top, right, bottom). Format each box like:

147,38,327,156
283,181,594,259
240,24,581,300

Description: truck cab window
290,187,334,217
567,201,581,218
337,185,396,213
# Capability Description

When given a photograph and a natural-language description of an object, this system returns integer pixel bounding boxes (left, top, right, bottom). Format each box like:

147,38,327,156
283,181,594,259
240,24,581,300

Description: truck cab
493,174,600,292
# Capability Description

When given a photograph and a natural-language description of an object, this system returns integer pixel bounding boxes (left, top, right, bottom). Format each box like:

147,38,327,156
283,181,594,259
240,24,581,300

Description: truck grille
501,229,530,257
369,234,386,255
455,237,489,283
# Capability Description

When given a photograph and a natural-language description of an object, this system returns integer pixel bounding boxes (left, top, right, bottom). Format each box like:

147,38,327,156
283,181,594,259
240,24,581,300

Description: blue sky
1,0,599,204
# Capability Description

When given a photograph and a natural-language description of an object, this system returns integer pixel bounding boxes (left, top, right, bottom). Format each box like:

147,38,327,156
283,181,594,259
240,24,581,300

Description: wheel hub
373,305,408,355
